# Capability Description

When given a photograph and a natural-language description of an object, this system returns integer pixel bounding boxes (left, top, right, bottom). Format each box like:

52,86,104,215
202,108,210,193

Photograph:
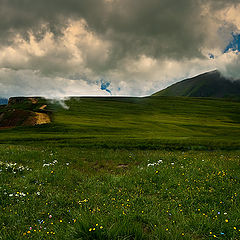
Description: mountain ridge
152,70,240,98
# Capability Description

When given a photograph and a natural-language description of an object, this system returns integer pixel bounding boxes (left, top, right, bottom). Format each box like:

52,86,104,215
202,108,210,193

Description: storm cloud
0,0,240,97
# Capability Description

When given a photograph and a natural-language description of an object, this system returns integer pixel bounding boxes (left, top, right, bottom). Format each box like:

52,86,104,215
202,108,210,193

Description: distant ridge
153,70,240,98
0,98,8,105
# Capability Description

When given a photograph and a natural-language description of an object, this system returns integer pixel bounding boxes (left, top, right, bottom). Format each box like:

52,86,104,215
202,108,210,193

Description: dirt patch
24,112,51,126
117,164,129,169
0,97,51,128
0,110,30,127
28,98,38,104
39,105,47,110
35,112,51,125
0,109,51,128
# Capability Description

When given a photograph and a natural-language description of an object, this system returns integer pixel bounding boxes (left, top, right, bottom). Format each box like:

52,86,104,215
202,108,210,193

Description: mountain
152,70,240,98
0,98,8,105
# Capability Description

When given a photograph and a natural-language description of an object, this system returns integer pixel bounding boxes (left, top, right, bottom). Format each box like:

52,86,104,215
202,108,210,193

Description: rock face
8,97,39,106
0,97,51,128
24,112,51,126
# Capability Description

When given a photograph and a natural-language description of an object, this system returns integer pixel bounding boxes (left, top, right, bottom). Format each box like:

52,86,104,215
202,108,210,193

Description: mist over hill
153,70,240,98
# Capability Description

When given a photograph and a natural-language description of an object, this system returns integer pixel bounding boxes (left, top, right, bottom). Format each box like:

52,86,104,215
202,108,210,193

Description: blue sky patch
224,33,240,53
100,79,112,95
208,53,215,59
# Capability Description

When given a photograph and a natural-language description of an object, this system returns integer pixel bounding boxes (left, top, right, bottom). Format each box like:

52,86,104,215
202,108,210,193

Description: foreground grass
0,145,240,239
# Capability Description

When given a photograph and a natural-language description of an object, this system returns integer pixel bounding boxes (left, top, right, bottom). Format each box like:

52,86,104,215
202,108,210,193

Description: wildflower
60,220,63,223
89,228,92,232
225,219,229,223
49,215,52,219
100,226,103,229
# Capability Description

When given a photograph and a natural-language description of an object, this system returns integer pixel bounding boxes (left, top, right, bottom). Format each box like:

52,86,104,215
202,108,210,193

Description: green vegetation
0,96,240,239
1,96,240,149
153,71,240,99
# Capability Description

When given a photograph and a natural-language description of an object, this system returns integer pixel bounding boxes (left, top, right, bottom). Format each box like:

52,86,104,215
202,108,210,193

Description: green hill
153,70,240,98
1,96,240,150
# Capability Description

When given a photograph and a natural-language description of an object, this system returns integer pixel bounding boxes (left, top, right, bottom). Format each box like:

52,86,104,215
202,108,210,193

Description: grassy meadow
0,96,240,239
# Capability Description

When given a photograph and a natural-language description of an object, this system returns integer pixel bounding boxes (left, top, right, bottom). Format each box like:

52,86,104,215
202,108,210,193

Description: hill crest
153,70,240,98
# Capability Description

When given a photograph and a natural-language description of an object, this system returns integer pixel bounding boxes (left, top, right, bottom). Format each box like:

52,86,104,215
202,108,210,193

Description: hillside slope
1,96,240,150
153,70,240,98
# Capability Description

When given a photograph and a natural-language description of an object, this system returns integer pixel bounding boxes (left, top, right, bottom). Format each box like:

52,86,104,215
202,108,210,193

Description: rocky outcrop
24,112,51,126
0,97,51,128
8,97,39,106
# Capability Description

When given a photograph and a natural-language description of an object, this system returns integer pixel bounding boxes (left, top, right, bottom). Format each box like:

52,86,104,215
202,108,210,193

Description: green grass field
0,96,240,239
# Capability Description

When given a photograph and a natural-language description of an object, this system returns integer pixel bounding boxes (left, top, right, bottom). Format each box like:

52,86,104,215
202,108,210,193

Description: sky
0,0,240,98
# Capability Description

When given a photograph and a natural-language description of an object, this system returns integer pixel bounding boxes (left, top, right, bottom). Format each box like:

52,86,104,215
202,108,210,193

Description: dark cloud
0,0,240,97
0,0,237,61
